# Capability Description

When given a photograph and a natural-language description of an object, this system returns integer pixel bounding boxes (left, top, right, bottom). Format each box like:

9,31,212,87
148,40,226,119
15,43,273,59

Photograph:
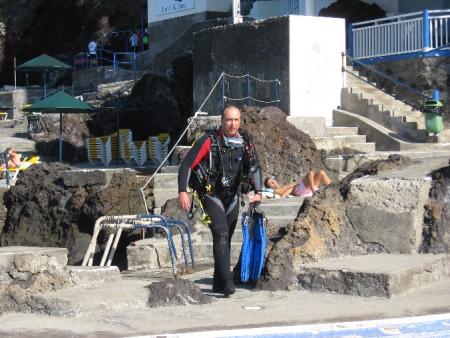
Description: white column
233,0,243,24
305,0,315,16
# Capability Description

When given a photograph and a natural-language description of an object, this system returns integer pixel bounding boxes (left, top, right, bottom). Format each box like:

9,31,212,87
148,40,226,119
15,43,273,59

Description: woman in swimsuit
264,170,332,197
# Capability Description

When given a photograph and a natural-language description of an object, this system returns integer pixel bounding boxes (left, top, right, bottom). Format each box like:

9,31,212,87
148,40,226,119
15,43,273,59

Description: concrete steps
287,116,376,153
343,68,428,144
297,254,450,298
312,135,376,153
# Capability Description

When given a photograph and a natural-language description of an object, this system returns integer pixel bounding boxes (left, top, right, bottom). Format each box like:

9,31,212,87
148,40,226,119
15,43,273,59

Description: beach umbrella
16,54,73,97
24,91,94,162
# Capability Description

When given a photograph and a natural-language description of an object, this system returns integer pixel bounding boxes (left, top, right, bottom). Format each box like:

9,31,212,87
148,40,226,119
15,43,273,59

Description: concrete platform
68,266,121,287
297,254,450,298
0,246,68,273
2,265,450,337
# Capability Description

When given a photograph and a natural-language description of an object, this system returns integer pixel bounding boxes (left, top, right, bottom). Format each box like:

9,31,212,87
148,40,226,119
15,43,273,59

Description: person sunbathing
264,170,332,197
6,148,22,168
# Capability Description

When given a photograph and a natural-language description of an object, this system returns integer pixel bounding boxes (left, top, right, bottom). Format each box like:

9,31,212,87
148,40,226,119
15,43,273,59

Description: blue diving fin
250,211,266,281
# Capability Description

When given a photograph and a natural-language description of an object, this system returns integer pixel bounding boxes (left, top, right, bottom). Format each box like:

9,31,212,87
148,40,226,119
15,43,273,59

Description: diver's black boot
212,279,236,297
222,279,236,297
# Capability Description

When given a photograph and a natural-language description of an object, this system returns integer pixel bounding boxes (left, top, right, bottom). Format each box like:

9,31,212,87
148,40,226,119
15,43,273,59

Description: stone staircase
287,116,376,153
341,66,428,142
0,119,36,153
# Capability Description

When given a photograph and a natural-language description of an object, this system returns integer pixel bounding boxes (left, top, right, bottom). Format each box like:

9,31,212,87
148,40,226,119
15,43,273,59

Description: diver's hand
178,192,191,211
252,192,262,203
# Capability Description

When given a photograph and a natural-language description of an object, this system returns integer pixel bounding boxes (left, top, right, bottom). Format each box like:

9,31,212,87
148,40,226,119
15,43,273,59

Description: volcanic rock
147,278,212,307
120,73,182,142
257,155,414,291
0,163,143,267
318,0,385,23
0,0,144,84
420,161,450,253
0,247,70,313
31,114,92,163
240,106,324,183
258,187,363,291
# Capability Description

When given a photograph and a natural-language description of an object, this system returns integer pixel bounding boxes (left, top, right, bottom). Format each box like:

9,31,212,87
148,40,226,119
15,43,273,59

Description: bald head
221,106,241,137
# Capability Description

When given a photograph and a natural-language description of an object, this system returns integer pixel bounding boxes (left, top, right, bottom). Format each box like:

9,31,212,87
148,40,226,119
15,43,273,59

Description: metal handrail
74,48,137,71
343,53,431,111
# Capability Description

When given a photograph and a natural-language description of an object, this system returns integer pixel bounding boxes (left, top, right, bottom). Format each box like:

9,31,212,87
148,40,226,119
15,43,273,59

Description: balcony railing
349,9,450,60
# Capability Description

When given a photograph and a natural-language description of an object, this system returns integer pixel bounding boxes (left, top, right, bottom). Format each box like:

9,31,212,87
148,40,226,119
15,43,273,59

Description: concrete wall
0,88,43,119
289,15,345,124
193,16,290,115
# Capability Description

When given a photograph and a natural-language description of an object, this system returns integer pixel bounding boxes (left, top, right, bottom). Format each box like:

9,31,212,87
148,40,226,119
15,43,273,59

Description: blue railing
349,9,450,60
74,48,137,72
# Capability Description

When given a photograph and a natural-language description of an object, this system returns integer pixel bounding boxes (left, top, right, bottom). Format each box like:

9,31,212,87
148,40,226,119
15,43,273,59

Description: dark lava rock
240,106,324,183
0,0,144,84
319,0,385,24
420,160,450,253
257,186,363,291
147,278,212,307
0,163,143,267
121,73,182,141
339,154,413,199
31,114,92,163
257,155,414,291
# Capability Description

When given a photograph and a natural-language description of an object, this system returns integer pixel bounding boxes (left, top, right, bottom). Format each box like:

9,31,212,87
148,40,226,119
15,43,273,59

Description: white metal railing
351,10,450,60
280,0,300,16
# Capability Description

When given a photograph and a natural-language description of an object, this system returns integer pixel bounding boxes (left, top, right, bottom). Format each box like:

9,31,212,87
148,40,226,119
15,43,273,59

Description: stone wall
193,16,290,115
148,11,229,64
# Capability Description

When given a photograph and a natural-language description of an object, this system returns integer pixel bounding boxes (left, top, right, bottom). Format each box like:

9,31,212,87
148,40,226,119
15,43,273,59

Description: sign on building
156,0,195,16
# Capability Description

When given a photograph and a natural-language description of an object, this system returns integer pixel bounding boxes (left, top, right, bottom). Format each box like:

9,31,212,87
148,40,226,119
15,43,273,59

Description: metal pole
134,52,137,81
423,10,430,51
221,75,225,111
348,23,354,57
59,113,63,162
247,75,251,107
13,57,16,89
44,71,47,98
113,53,116,71
275,80,279,108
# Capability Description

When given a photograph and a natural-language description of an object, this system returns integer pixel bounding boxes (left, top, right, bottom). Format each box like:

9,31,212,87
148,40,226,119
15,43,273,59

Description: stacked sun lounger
85,130,170,167
148,133,170,166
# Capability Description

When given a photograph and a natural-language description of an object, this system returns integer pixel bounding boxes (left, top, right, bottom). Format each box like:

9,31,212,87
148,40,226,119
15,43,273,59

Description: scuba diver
178,105,263,297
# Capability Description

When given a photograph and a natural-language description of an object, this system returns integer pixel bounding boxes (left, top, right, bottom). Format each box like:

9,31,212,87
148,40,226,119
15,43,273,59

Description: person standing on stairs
178,105,263,297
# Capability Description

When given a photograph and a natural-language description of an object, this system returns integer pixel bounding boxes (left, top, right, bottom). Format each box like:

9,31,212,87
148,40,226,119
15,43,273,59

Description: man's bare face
221,107,241,137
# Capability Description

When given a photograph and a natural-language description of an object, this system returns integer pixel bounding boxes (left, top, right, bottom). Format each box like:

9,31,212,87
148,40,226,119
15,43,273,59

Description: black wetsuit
178,128,262,293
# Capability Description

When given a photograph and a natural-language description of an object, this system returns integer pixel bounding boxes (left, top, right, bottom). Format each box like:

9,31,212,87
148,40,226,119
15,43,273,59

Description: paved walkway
1,265,450,337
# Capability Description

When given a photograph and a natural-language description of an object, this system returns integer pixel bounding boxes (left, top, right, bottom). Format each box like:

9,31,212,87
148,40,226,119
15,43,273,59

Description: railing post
247,75,251,107
113,53,116,71
348,22,353,57
274,80,279,108
423,9,430,51
133,52,137,82
221,75,225,111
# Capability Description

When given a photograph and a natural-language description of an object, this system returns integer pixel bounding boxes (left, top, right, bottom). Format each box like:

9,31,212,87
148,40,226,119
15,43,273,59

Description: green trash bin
423,99,444,135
